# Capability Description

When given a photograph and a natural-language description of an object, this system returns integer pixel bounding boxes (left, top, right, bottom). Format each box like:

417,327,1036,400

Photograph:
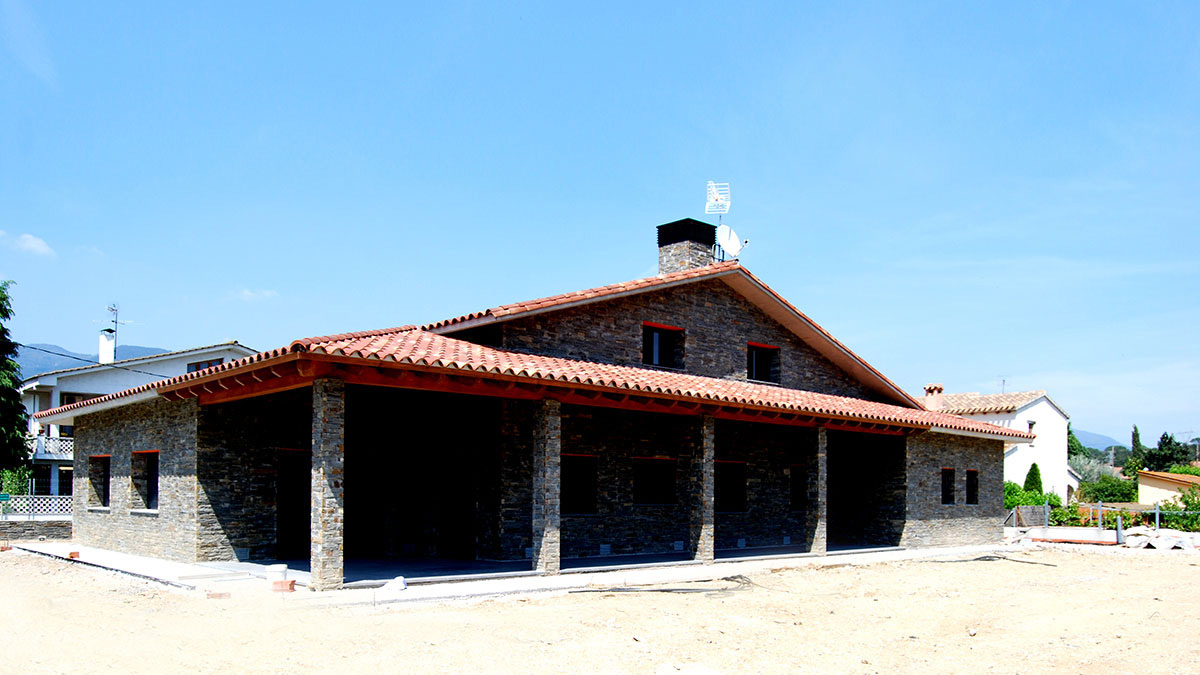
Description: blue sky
2,2,1197,444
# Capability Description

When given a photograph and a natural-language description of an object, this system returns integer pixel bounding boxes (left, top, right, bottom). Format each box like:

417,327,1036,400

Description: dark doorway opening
826,430,907,550
276,448,311,560
345,387,502,563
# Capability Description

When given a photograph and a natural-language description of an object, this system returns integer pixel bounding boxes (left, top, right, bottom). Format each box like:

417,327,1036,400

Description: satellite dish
716,224,744,258
705,181,731,214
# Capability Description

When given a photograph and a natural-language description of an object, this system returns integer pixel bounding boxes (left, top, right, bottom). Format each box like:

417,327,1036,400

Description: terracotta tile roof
422,261,921,409
423,262,743,330
292,329,1030,439
31,348,293,418
934,390,1047,415
34,328,1031,440
1138,471,1200,487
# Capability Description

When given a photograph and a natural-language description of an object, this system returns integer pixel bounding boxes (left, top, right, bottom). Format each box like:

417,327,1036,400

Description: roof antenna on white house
705,181,748,261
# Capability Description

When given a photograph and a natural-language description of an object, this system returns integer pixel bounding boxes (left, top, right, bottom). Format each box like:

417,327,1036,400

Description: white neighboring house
922,385,1072,502
19,337,256,496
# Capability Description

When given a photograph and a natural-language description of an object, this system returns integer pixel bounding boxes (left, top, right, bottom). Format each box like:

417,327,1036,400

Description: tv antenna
106,303,128,349
706,181,748,261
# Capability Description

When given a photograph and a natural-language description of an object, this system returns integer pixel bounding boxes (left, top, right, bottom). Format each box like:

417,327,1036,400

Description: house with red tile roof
35,218,1032,590
922,386,1070,501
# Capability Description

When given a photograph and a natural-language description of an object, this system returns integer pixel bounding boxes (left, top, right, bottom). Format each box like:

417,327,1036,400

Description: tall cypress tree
0,281,29,469
1023,462,1043,494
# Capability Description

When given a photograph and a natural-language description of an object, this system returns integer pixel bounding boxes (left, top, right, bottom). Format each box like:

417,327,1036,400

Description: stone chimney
99,328,116,365
923,383,944,410
657,218,716,274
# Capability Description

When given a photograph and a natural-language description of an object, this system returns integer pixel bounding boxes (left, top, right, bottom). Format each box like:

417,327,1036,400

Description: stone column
531,399,561,574
809,427,828,555
310,378,346,591
689,414,715,564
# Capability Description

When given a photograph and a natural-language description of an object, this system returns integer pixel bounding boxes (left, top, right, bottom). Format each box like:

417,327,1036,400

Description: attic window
642,322,684,369
747,342,781,383
187,358,224,373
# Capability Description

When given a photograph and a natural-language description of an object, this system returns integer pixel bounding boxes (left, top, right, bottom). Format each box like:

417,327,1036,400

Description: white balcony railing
24,435,74,461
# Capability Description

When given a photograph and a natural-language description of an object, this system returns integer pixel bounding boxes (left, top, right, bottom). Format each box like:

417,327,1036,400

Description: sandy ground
2,545,1198,674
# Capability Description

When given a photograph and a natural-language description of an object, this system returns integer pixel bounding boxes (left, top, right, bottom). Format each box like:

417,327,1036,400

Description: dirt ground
2,545,1198,674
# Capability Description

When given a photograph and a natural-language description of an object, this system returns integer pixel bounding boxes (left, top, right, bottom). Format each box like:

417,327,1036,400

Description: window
561,454,598,515
633,457,676,505
642,322,685,369
746,342,781,383
131,450,160,510
186,358,224,373
715,461,747,512
966,470,979,505
88,455,111,507
941,468,955,505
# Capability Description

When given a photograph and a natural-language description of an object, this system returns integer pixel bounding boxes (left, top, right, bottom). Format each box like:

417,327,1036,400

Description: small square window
941,468,955,505
966,470,979,505
88,455,111,507
747,342,781,383
633,457,676,505
562,454,598,515
642,323,685,369
131,450,159,510
715,461,747,512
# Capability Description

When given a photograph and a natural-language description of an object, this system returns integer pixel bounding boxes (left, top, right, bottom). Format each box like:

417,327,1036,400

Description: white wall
960,399,1070,501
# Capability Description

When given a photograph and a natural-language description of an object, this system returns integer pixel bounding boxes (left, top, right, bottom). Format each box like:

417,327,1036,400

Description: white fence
0,495,73,519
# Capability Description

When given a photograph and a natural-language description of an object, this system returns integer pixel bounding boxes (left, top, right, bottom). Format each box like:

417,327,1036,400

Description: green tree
1078,474,1138,503
1129,425,1146,469
1109,445,1132,467
0,281,29,470
1023,462,1043,493
1144,433,1192,471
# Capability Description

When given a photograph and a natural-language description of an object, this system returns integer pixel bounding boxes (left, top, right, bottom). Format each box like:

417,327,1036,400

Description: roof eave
34,389,160,426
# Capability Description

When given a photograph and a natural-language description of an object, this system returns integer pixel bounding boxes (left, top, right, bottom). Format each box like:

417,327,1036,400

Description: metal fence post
1155,503,1160,531
1098,501,1103,531
1044,498,1049,529
1116,515,1124,545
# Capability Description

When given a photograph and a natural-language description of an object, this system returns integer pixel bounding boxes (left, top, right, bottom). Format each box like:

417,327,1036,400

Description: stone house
921,387,1069,500
34,219,1032,590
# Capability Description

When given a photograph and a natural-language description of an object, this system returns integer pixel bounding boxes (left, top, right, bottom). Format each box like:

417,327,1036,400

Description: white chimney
923,383,944,410
99,329,116,365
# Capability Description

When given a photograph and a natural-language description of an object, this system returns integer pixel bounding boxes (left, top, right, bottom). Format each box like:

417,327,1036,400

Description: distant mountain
15,343,169,379
1075,429,1128,451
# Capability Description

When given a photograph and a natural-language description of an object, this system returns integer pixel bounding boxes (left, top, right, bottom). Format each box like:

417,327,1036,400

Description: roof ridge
288,325,417,351
20,341,258,381
423,261,742,330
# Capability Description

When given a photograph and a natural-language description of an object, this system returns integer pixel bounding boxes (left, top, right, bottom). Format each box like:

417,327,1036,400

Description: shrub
1161,485,1200,532
0,465,31,495
1049,506,1082,526
1166,465,1200,477
1070,455,1116,483
1023,463,1043,493
1003,480,1062,509
1077,474,1138,503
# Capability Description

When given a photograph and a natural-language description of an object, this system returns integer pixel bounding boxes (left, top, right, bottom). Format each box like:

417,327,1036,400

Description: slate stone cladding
558,406,701,558
72,398,201,562
531,399,562,573
195,388,310,562
489,399,536,561
0,520,71,541
488,279,877,401
310,378,346,591
901,432,1004,547
713,420,816,551
688,415,715,562
658,240,714,274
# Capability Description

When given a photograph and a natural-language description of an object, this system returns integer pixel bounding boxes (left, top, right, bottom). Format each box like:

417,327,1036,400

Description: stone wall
72,398,200,562
558,406,700,559
467,279,875,401
713,420,816,550
901,432,1004,547
195,388,310,561
0,520,72,541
